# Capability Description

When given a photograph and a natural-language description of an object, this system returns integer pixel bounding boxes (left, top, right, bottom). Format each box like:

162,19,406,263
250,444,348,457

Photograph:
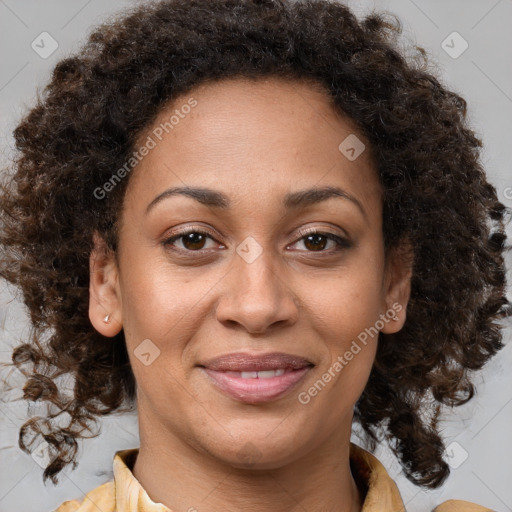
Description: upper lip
199,352,314,372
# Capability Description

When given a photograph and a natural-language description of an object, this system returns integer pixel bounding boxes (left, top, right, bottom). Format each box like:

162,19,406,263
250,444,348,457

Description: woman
0,0,509,510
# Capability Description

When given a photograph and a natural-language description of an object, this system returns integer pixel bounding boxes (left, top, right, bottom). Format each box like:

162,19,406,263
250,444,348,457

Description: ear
380,239,413,334
89,231,123,337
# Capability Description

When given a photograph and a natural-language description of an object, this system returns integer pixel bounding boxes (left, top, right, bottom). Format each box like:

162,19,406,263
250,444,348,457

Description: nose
215,242,299,334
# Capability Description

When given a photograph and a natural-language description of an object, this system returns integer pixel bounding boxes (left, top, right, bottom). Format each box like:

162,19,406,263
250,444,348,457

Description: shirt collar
113,449,171,512
112,442,406,511
349,442,406,511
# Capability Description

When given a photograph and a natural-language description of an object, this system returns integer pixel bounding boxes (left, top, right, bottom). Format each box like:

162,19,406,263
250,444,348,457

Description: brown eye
302,233,328,251
163,229,218,252
163,228,350,255
291,230,351,253
180,232,208,250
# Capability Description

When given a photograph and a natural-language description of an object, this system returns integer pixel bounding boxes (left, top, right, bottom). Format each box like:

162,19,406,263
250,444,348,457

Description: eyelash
162,226,351,255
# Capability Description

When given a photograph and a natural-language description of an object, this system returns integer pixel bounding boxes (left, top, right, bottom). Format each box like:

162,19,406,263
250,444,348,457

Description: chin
204,433,307,471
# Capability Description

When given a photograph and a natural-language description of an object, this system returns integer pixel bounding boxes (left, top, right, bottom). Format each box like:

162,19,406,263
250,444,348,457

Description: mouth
198,352,315,404
199,351,314,372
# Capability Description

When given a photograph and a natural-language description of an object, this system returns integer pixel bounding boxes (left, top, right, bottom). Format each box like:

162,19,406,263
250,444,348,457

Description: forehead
125,76,381,217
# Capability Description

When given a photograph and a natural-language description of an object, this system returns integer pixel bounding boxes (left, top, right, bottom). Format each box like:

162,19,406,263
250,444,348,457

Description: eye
290,228,352,253
162,227,351,254
163,228,222,252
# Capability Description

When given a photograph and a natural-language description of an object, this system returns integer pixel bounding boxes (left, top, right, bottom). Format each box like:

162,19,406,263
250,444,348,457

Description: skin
89,76,412,512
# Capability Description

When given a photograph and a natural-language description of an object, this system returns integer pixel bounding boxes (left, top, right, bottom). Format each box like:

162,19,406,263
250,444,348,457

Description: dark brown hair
0,0,510,489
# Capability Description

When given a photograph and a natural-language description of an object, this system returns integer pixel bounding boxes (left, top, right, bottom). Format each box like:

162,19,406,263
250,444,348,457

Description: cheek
308,250,385,339
118,249,218,344
301,248,384,395
300,281,380,421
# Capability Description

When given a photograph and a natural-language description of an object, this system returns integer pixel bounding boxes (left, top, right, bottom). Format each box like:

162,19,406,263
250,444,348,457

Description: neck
131,407,363,512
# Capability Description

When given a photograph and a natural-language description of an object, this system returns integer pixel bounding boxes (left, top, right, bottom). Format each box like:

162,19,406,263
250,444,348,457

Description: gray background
0,1,511,511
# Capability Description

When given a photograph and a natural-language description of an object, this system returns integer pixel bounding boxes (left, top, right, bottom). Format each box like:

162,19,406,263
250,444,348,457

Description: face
89,76,411,469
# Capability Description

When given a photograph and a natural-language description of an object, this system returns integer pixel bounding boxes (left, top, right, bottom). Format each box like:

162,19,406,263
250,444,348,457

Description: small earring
103,313,111,324
392,315,399,321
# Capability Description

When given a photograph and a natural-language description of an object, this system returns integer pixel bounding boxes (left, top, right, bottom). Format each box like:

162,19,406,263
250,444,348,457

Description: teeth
234,368,287,379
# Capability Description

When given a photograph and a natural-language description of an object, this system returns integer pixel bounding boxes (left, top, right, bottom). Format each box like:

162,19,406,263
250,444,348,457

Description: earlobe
89,231,123,337
380,240,413,334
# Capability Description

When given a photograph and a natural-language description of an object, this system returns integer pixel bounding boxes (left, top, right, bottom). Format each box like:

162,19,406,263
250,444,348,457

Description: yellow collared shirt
54,443,493,512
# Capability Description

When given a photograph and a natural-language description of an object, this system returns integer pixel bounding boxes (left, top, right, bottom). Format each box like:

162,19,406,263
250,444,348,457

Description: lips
202,366,312,403
199,352,313,372
198,352,314,404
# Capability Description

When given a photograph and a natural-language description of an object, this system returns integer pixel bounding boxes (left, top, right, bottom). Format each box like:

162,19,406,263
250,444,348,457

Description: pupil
184,233,205,250
305,234,326,251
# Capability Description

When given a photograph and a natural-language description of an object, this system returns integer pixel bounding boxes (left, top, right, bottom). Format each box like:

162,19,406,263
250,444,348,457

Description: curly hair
0,0,509,489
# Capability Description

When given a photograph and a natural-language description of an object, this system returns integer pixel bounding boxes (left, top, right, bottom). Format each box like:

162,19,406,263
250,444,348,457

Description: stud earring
103,313,111,324
392,315,399,321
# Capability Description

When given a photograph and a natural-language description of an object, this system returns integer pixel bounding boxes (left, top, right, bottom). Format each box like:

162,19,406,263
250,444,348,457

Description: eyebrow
145,185,367,220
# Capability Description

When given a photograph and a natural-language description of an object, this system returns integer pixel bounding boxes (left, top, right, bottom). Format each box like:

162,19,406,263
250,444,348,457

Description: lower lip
201,367,312,404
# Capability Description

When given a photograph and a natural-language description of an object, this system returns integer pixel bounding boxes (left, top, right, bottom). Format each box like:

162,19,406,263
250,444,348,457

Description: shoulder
349,443,495,512
53,480,115,512
433,499,495,511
